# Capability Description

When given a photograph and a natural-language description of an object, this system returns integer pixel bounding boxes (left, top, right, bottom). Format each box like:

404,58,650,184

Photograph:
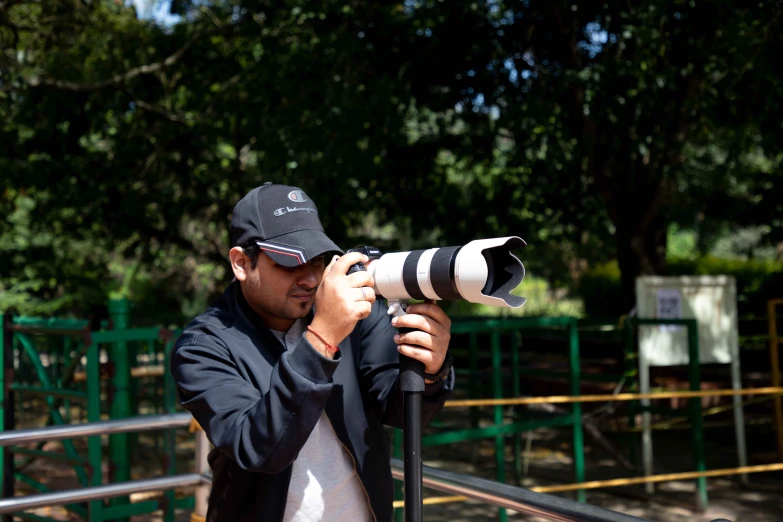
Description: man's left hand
391,300,451,379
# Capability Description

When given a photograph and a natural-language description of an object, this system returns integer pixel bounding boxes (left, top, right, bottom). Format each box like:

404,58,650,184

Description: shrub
578,257,783,318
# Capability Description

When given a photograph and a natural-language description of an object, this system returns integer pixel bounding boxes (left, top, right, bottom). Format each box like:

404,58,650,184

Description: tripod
388,301,424,522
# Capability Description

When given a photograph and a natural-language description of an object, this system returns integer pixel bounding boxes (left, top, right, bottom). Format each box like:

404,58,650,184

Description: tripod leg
399,329,424,522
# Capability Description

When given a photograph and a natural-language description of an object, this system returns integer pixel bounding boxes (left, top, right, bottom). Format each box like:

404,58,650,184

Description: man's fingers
322,254,339,279
394,330,433,350
392,314,446,337
346,270,375,288
330,252,369,276
406,302,451,329
397,344,443,374
356,286,376,304
355,301,373,320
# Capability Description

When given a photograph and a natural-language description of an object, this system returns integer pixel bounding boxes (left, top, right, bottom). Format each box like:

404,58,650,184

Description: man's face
240,251,326,331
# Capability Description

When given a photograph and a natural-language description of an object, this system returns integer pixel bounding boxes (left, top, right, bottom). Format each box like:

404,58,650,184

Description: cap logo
288,190,308,203
274,206,318,217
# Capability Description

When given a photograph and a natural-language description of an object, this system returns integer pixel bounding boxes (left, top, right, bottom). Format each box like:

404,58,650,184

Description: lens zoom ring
402,250,427,300
429,246,462,301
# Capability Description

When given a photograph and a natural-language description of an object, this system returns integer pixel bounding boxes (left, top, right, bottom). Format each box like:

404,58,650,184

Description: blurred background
1,1,783,521
2,0,781,325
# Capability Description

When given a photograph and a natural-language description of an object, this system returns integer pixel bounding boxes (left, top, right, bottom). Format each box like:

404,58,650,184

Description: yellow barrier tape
390,462,783,508
392,495,469,509
530,462,783,493
644,394,773,431
444,387,783,408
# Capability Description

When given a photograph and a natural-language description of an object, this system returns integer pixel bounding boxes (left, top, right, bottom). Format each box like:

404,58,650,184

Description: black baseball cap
230,182,344,267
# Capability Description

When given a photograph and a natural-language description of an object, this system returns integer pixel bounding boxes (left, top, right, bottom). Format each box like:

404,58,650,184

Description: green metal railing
1,302,183,522
2,303,712,519
393,316,586,522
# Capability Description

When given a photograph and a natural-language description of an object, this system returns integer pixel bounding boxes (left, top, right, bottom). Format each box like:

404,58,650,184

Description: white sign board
634,275,747,491
636,275,738,366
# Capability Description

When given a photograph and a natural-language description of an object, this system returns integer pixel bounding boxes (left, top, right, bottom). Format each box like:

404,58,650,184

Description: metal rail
0,413,192,447
0,413,731,522
389,458,649,522
0,474,206,515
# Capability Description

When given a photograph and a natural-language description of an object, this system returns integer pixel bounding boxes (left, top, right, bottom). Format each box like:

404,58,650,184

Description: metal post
193,429,211,522
469,332,480,468
108,298,132,521
1,313,14,522
401,355,423,522
569,319,586,503
163,338,177,522
393,428,404,522
511,331,522,483
687,321,708,511
624,319,639,471
86,333,103,521
63,336,72,423
491,330,506,522
768,300,783,461
729,284,748,485
637,319,654,495
397,318,424,522
469,332,479,430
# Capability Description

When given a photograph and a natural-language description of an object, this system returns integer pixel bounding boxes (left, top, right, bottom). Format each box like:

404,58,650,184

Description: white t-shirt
270,320,374,522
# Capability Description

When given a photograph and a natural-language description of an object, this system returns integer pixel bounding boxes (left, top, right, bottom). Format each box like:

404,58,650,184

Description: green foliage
667,256,783,317
578,257,783,318
1,0,781,324
576,262,626,319
0,190,111,317
442,274,583,319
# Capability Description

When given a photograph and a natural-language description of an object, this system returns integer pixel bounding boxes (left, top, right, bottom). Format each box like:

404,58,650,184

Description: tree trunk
614,186,668,314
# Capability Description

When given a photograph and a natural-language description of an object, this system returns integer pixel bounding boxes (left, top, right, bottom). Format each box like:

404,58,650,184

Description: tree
2,0,781,320
399,0,783,310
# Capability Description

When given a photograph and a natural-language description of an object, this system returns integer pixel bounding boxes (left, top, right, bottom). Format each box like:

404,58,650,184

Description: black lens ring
402,250,427,300
429,246,462,300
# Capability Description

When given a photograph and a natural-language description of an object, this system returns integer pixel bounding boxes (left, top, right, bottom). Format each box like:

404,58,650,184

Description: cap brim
255,230,344,268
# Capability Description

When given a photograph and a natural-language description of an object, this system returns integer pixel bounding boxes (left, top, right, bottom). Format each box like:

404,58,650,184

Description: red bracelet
306,326,339,354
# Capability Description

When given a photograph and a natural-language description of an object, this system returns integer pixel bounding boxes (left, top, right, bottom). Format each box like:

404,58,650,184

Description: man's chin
290,301,314,315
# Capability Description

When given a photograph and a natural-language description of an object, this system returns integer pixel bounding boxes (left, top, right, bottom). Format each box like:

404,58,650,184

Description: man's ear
229,247,251,281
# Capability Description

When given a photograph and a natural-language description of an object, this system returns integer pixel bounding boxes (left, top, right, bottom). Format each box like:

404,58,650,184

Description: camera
348,236,526,308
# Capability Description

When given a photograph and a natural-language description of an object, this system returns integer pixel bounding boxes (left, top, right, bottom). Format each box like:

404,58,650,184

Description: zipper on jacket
324,408,378,522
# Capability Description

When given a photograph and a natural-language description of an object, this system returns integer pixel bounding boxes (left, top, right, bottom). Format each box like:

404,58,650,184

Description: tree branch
25,28,213,91
133,98,188,124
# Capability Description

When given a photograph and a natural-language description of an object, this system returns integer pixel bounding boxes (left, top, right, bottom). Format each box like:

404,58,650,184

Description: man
170,182,455,522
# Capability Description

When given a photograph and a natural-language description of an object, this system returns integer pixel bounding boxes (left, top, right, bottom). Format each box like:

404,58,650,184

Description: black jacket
170,281,454,522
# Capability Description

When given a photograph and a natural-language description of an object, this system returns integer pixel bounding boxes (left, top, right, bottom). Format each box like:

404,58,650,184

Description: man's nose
297,264,319,288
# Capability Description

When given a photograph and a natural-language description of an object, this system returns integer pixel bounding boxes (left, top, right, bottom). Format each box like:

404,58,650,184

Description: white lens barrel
367,236,526,308
415,248,440,300
370,252,412,302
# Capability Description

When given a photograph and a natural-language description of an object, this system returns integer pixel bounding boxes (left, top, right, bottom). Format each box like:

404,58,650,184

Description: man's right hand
308,252,377,352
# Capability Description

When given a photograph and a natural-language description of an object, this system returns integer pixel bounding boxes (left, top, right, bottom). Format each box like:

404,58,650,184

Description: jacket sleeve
354,301,454,429
170,330,339,474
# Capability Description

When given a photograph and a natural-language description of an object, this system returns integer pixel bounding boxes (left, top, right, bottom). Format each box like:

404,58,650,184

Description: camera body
348,236,526,308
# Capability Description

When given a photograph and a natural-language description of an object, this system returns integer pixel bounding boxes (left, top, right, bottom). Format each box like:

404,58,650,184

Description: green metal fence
392,316,587,522
0,302,187,522
2,303,710,519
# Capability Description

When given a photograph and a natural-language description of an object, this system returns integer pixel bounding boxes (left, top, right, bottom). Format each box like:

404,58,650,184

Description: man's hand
309,252,377,353
391,300,451,378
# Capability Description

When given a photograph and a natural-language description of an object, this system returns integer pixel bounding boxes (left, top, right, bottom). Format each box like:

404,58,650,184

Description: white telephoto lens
454,236,526,308
370,252,412,302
